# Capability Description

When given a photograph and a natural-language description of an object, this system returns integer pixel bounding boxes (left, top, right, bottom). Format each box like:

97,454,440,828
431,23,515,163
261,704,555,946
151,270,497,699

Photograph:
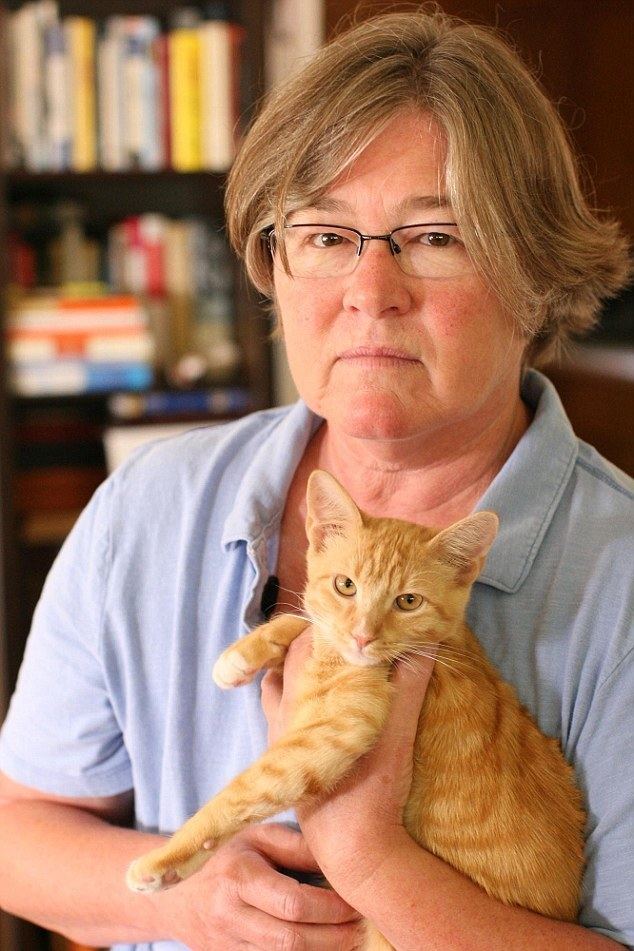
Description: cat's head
303,470,498,667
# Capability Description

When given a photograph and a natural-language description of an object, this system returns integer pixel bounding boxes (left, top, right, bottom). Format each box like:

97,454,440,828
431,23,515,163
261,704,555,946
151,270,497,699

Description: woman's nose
341,241,412,318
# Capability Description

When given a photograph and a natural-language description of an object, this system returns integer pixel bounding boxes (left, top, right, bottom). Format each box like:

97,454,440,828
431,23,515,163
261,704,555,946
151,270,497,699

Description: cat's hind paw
212,647,259,689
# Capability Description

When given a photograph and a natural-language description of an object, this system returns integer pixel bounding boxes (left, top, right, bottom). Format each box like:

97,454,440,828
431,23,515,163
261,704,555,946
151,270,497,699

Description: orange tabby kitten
126,469,586,945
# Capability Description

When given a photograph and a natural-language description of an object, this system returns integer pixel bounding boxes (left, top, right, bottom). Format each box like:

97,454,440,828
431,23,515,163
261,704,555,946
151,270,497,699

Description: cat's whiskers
272,600,309,618
396,643,481,678
276,583,307,601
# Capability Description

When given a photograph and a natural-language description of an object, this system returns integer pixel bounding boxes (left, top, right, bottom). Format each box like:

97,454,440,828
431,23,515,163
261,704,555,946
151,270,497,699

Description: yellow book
65,16,96,171
169,27,201,171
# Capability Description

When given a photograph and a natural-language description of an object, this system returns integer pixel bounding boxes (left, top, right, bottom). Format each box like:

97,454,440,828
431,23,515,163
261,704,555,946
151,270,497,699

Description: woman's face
273,110,527,444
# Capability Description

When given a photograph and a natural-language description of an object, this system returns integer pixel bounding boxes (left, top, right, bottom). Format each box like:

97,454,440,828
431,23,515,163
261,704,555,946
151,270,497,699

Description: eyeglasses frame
260,221,460,271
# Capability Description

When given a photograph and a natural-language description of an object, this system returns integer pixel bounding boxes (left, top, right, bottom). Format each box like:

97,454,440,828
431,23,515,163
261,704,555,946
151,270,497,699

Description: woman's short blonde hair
225,5,630,365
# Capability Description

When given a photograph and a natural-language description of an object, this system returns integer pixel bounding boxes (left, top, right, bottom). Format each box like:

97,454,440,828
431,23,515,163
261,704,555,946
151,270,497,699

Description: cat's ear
428,511,499,585
305,470,363,552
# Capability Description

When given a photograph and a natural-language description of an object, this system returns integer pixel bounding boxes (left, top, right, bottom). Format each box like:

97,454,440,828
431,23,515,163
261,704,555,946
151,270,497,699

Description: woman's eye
394,593,424,611
423,231,453,247
334,575,357,596
311,232,344,248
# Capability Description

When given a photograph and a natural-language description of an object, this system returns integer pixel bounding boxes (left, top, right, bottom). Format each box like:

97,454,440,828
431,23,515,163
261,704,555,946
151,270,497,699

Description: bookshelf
0,2,272,948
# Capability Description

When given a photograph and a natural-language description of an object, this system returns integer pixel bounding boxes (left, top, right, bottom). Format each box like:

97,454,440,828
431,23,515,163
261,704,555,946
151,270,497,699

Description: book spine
10,359,153,396
108,385,252,419
8,327,154,363
200,19,244,171
168,27,201,171
97,20,126,170
44,21,71,170
12,4,43,169
122,18,161,170
153,33,171,168
65,16,97,170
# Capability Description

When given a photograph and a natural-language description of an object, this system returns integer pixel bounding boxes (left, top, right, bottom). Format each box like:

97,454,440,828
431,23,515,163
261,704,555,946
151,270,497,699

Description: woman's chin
330,394,422,441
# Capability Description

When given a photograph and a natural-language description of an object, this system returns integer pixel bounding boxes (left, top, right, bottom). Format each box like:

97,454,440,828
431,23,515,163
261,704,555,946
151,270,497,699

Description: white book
199,19,237,172
44,21,71,169
98,19,126,170
8,333,154,364
265,0,324,89
9,305,147,333
13,2,59,169
122,17,161,170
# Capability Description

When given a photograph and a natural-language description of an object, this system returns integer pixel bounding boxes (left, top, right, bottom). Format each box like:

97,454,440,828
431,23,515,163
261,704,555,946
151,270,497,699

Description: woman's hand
261,630,436,901
149,822,363,950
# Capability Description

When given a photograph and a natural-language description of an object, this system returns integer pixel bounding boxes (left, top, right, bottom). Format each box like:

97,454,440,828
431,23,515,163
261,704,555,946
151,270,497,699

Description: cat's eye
333,575,357,597
394,593,424,611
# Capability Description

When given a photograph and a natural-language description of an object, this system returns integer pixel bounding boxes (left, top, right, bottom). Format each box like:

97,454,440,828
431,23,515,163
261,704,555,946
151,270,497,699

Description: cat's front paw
126,846,211,893
126,857,182,893
212,647,259,688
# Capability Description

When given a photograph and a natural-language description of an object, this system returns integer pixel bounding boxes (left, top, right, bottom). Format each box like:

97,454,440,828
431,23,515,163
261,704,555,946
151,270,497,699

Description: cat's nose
352,630,375,649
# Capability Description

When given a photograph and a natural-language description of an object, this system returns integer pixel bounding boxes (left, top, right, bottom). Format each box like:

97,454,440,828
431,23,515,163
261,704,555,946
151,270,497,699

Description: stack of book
108,213,240,380
5,1,244,172
6,291,155,395
8,203,241,384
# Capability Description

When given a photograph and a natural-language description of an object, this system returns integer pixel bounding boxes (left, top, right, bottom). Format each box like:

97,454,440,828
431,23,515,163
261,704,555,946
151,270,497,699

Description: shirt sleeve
0,475,133,797
576,647,634,949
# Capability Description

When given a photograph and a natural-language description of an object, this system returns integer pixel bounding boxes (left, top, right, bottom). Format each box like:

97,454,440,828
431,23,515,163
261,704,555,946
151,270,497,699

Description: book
97,17,126,170
7,291,155,395
8,329,154,364
64,16,97,170
108,385,253,420
199,18,244,171
9,292,149,332
44,20,71,169
121,16,162,169
11,1,59,170
168,11,202,171
153,32,171,168
10,359,154,396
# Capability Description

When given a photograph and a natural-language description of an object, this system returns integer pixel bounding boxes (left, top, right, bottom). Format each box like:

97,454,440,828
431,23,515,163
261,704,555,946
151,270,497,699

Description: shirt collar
476,369,578,593
221,370,577,595
220,400,321,551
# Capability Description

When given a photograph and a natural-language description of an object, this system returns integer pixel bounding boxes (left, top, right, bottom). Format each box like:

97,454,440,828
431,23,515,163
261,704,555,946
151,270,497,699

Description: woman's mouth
337,346,420,364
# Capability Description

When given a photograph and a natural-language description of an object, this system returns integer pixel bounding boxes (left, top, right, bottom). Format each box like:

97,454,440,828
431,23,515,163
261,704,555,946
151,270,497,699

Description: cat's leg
126,663,393,892
212,613,308,688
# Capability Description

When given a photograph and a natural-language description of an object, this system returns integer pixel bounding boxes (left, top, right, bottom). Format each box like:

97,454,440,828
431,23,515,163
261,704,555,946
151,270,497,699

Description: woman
0,8,631,950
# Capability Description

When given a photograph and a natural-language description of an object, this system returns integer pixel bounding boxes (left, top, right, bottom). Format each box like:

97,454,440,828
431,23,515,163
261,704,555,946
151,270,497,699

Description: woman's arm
0,771,361,950
0,775,164,945
262,634,627,951
337,831,625,951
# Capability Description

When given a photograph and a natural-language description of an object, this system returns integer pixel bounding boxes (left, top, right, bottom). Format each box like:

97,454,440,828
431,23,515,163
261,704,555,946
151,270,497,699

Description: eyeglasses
261,222,468,279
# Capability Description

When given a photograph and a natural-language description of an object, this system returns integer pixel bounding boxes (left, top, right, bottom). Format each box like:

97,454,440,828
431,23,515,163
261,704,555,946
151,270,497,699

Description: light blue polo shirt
1,370,633,950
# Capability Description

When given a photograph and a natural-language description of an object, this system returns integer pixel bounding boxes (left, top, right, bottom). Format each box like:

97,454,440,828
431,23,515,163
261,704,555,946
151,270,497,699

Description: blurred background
0,2,632,949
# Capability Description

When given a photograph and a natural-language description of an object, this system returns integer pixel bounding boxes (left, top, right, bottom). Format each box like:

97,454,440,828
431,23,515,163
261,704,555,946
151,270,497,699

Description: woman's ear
427,511,499,585
305,470,363,552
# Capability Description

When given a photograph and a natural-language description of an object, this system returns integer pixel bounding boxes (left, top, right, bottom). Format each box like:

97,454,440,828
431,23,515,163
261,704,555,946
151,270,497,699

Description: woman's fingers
380,649,437,751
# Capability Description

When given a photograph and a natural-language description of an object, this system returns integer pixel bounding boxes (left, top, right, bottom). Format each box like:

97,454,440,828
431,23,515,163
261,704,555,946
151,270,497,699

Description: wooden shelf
0,4,270,950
